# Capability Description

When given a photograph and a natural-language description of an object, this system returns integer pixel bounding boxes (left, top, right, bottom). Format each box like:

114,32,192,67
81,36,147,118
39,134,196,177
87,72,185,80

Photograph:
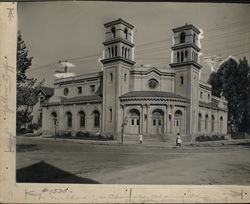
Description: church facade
41,19,228,143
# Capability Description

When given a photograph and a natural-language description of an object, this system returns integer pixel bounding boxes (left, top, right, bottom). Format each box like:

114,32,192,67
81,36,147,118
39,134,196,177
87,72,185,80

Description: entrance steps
122,134,177,145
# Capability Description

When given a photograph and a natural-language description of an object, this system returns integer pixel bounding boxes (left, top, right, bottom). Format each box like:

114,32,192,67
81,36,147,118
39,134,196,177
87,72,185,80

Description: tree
16,31,38,132
208,57,250,133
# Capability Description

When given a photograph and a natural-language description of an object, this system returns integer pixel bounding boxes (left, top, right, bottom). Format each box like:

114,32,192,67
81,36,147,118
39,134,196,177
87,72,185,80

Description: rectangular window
131,119,134,125
180,76,184,85
137,119,139,125
153,120,156,126
90,85,95,93
158,120,161,126
110,72,113,81
109,108,112,121
200,92,203,99
77,86,82,94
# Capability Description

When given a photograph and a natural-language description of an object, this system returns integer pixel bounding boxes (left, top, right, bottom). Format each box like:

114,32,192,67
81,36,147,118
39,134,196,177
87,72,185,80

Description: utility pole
121,117,128,144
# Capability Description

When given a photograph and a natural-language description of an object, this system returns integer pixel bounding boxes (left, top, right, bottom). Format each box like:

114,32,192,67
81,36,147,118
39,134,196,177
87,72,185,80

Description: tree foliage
208,57,250,133
16,31,38,130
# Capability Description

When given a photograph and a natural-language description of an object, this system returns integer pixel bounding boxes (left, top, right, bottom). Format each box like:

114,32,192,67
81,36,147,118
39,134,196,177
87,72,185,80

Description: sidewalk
17,135,250,148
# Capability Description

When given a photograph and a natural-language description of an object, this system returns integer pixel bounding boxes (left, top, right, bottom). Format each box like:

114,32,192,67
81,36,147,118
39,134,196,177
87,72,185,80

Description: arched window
181,51,184,62
185,50,188,61
108,47,111,58
122,47,124,57
111,47,114,57
124,73,127,82
193,33,196,43
115,46,117,56
124,28,128,39
205,114,209,131
93,110,100,128
211,115,215,133
66,112,72,128
198,113,202,132
180,32,186,43
208,94,210,101
79,111,85,128
125,48,127,58
220,116,223,133
177,52,180,63
64,88,69,96
111,27,116,38
51,112,57,130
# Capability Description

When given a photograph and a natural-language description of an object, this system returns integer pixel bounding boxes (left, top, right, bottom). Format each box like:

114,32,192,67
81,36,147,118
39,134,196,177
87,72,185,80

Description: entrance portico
120,91,189,137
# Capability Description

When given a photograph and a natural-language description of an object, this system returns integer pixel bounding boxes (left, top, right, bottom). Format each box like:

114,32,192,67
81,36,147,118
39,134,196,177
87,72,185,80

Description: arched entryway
51,111,57,136
220,116,223,133
127,109,140,134
174,110,184,134
152,109,164,135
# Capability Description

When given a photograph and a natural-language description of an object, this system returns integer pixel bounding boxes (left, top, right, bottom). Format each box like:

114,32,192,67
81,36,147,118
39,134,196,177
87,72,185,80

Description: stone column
163,105,167,135
140,105,143,134
170,105,174,134
72,104,78,136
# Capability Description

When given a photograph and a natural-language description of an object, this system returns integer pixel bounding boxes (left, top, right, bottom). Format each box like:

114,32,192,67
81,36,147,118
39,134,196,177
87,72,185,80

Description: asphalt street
16,136,250,184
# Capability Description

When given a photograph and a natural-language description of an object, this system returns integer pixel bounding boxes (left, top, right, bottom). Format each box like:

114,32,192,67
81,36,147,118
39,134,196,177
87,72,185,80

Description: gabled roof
38,86,54,97
120,91,187,100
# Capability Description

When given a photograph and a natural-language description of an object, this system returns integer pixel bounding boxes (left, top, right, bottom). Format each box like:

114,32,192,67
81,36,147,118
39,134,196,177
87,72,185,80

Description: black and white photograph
14,1,250,186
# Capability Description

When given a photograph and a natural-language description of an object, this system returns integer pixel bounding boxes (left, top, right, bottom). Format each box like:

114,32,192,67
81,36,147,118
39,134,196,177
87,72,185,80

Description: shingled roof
120,91,187,100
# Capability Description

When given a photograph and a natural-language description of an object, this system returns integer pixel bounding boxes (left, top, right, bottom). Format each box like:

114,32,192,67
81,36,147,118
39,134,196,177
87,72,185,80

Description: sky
18,1,250,87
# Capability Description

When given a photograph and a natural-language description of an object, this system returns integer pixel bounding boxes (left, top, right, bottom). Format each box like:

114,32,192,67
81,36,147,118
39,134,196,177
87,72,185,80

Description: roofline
171,43,201,52
104,18,134,29
172,24,200,34
100,56,136,65
169,61,202,69
103,37,135,47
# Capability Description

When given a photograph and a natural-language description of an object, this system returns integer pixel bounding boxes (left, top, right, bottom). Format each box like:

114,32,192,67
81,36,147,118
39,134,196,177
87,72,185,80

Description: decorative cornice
199,83,212,91
172,24,200,34
42,99,103,107
101,56,136,65
171,43,201,52
103,37,135,47
169,61,202,69
199,101,227,112
120,96,190,104
130,67,175,77
104,18,134,29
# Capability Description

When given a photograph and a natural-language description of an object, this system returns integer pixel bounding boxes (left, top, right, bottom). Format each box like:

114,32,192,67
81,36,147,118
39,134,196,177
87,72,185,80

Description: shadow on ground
230,142,250,148
16,161,100,184
16,144,40,152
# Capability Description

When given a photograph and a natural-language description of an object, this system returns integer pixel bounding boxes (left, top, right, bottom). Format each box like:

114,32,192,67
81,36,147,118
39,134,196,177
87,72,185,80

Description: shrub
19,128,26,134
219,135,225,140
61,131,71,137
211,135,219,141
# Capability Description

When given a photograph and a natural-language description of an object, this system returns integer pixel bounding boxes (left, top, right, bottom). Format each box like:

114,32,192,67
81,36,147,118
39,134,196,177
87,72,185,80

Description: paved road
16,136,250,185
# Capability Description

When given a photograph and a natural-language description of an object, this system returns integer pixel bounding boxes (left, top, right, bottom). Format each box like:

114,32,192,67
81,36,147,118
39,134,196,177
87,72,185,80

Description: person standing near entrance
139,134,143,144
176,133,182,146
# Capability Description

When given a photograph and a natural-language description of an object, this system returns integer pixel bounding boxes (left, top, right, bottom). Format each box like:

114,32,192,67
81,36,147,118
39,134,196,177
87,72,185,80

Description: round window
64,88,69,96
148,79,158,89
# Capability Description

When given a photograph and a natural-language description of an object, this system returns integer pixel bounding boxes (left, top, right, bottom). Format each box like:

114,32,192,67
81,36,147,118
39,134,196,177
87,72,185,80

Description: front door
174,119,180,134
129,117,140,134
152,109,164,135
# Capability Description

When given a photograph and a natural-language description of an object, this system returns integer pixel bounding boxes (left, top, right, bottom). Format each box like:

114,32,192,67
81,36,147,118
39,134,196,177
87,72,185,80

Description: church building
41,18,228,143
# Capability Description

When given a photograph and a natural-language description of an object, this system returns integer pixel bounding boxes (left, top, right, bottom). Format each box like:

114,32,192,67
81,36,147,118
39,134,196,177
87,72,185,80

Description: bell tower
170,24,202,139
101,18,135,136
